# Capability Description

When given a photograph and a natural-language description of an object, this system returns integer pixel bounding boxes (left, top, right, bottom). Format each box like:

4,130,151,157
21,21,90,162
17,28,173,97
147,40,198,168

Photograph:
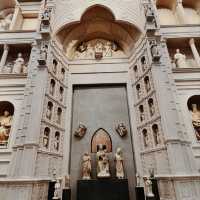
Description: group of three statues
82,144,124,180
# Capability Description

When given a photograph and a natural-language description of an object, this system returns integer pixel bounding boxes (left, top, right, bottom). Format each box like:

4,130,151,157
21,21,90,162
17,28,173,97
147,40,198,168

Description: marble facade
0,0,199,200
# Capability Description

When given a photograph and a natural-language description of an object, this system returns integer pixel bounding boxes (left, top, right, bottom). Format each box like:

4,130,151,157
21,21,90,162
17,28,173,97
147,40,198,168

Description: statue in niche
150,40,161,62
60,68,65,82
82,153,92,180
139,106,145,122
0,110,13,144
50,80,55,96
56,108,62,124
191,104,200,141
74,123,87,138
144,77,151,92
0,13,13,31
59,87,64,102
174,49,187,68
38,44,48,66
115,123,128,137
43,128,50,148
53,179,61,199
13,53,25,74
148,99,155,117
96,144,110,178
152,125,161,145
115,148,125,179
145,177,154,197
134,66,139,79
54,132,60,151
46,104,52,120
141,57,147,72
136,85,141,99
143,130,149,147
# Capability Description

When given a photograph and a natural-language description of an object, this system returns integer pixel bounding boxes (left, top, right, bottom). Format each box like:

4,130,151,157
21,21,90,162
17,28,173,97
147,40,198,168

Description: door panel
70,85,136,200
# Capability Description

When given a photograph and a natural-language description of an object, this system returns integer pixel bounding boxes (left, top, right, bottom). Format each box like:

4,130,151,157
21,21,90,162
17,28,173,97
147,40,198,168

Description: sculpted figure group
81,144,125,180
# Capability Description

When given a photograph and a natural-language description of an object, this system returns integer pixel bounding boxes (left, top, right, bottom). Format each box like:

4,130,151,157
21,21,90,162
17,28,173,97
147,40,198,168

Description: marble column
176,0,187,24
189,38,200,67
0,44,9,72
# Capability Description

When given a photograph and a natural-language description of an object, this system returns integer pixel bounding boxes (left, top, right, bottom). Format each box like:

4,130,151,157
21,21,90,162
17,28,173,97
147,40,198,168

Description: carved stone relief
73,39,125,60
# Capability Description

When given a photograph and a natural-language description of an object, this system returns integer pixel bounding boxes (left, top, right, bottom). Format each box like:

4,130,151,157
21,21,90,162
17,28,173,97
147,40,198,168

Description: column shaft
0,44,9,71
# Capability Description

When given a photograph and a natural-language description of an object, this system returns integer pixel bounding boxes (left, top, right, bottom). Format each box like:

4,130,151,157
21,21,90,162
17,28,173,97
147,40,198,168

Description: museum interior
0,0,200,200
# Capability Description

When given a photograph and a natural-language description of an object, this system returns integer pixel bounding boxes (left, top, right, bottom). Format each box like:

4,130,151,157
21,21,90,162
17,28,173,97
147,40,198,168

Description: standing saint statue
145,177,154,197
115,148,125,179
96,144,110,178
174,49,188,68
13,53,25,74
0,110,13,144
82,153,92,180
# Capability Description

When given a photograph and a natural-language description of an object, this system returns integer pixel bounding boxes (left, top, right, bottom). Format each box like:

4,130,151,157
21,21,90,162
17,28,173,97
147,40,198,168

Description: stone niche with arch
0,101,14,148
187,95,200,141
55,5,141,60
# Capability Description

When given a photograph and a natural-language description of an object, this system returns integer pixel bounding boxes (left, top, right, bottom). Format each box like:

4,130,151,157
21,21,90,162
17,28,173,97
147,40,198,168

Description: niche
43,127,50,148
46,101,53,120
91,128,112,153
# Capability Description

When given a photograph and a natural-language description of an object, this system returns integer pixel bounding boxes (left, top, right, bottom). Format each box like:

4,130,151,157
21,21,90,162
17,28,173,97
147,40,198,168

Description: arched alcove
0,101,14,146
91,128,112,153
55,5,141,60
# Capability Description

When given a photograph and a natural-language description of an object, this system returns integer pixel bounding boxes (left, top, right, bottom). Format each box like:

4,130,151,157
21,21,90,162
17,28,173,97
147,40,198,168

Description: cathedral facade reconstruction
0,0,200,200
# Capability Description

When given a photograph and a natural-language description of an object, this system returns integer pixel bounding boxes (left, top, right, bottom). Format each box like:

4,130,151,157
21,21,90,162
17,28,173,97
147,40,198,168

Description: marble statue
0,110,12,144
153,125,161,145
43,129,49,148
174,49,187,68
116,123,128,137
46,105,52,120
145,177,154,197
59,87,64,102
191,104,200,140
150,40,161,61
54,133,60,151
50,81,55,96
143,130,149,147
96,144,110,178
13,53,25,74
74,123,87,138
62,174,70,189
0,14,13,31
82,153,92,180
38,44,48,65
145,78,151,92
136,85,141,99
149,101,155,116
136,173,141,187
53,179,61,199
115,148,125,179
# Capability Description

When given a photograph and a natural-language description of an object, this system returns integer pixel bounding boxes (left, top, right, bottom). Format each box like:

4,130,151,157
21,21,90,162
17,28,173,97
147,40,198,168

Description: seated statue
82,153,92,180
191,104,200,141
0,110,12,144
115,148,125,179
174,49,188,68
96,144,110,178
13,53,25,74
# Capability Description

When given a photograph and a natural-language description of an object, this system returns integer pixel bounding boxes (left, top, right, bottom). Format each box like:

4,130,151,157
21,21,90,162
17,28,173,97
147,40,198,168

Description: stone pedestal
77,179,129,200
62,188,71,200
135,186,145,200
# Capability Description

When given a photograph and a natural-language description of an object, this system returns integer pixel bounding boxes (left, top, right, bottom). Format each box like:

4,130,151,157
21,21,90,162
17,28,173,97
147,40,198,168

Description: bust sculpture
82,153,92,180
13,53,25,74
96,144,110,178
0,110,12,144
174,49,187,68
191,104,200,140
145,177,154,197
115,148,125,179
116,123,128,137
74,123,87,138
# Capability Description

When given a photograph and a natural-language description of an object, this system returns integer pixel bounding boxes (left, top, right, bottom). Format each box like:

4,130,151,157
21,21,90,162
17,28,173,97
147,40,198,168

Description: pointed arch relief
55,5,141,60
91,128,112,153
